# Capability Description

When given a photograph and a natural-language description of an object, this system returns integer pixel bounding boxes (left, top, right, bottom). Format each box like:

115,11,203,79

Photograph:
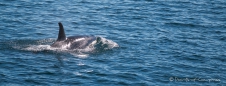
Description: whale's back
66,36,96,49
51,35,96,49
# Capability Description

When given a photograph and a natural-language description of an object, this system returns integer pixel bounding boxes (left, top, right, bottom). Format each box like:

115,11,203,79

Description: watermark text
169,77,220,82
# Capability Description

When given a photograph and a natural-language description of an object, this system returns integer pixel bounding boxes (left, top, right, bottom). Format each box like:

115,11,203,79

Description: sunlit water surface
0,0,225,85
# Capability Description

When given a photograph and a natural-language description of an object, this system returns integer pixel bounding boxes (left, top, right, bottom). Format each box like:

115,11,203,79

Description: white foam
70,52,89,58
24,45,51,51
96,37,119,49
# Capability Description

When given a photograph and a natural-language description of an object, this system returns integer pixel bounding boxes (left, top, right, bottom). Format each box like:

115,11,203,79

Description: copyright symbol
169,77,174,82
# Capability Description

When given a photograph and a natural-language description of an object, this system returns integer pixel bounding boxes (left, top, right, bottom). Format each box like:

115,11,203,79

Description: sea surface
0,0,226,85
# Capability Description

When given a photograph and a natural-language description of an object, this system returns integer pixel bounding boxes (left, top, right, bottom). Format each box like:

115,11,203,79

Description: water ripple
0,0,225,85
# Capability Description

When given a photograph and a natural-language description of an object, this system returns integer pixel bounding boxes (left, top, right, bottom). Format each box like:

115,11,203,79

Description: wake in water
12,37,119,57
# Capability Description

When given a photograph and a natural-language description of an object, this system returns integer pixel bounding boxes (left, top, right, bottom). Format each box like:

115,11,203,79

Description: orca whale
51,22,97,49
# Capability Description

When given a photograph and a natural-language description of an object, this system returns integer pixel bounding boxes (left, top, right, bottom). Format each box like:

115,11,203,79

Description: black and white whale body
51,22,97,50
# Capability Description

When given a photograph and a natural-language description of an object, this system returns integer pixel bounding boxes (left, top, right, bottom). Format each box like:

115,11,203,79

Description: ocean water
0,0,226,85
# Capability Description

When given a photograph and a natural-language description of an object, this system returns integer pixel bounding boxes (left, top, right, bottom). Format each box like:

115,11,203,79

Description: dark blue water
0,0,226,85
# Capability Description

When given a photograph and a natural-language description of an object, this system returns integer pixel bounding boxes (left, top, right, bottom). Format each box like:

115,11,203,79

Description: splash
15,37,119,57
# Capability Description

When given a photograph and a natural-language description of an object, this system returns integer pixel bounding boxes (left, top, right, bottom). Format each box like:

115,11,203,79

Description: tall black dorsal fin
57,22,66,41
